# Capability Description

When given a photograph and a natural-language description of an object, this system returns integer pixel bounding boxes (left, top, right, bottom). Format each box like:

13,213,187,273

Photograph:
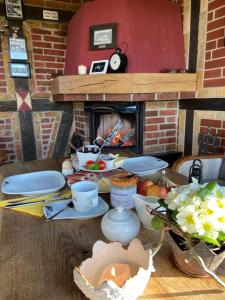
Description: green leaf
151,216,165,230
87,164,95,170
206,180,217,191
197,180,217,200
196,235,220,246
218,232,225,242
94,164,100,170
158,199,168,209
171,209,179,222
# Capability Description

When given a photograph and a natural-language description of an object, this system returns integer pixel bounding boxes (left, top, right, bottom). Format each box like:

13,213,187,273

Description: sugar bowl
101,207,140,245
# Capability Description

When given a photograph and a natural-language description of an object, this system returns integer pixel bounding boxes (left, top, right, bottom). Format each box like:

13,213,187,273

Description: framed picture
89,60,109,74
4,0,23,20
89,23,117,51
9,62,30,78
9,38,28,61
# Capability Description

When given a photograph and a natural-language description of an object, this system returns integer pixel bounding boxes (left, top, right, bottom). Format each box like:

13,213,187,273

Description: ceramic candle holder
73,239,154,300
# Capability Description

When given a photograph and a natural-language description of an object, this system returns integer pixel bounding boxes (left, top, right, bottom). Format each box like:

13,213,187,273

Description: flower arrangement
147,179,225,287
163,179,225,246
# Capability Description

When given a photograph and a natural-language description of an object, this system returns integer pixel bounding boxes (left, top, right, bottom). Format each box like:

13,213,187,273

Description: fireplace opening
85,102,143,153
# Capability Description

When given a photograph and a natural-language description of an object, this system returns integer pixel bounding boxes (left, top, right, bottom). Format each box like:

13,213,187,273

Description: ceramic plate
52,196,109,220
2,171,66,195
122,156,168,175
79,161,123,173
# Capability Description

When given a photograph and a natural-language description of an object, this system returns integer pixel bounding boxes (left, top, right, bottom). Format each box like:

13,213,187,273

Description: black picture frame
4,0,24,20
89,23,117,51
9,62,30,78
9,37,28,61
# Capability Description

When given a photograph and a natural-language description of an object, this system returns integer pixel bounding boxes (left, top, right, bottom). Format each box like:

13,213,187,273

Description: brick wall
0,113,23,162
144,101,178,153
33,111,62,159
24,21,67,98
200,118,225,153
73,102,89,145
204,0,225,87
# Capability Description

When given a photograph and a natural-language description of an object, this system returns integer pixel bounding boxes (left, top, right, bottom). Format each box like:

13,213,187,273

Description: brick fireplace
72,96,180,155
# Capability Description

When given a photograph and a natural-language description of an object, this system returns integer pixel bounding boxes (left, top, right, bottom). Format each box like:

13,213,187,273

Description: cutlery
7,190,68,204
5,196,71,208
45,201,74,220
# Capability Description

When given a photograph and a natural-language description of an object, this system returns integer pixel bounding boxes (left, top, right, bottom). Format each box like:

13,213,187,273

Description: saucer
52,196,109,220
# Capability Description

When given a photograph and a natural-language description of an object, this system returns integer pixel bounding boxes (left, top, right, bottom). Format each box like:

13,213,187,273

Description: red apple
137,179,154,196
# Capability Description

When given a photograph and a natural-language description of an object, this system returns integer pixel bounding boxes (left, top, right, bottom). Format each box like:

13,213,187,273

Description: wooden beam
50,73,197,96
0,3,75,22
132,73,197,93
51,74,133,94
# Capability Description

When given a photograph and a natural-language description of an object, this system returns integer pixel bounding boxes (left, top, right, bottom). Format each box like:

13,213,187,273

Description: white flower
176,205,201,234
216,215,225,232
198,217,219,240
165,181,225,243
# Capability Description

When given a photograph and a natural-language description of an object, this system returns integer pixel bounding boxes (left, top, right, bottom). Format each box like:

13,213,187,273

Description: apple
137,179,154,196
146,184,168,198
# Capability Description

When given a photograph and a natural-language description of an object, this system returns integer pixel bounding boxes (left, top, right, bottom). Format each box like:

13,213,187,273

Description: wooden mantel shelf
51,73,197,97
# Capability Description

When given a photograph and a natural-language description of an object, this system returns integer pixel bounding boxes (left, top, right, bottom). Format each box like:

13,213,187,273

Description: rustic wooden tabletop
0,160,224,300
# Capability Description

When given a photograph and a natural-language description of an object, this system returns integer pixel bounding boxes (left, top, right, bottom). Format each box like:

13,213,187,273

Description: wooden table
0,160,224,300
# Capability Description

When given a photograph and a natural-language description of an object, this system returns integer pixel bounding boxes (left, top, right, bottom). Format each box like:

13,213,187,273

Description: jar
110,172,137,209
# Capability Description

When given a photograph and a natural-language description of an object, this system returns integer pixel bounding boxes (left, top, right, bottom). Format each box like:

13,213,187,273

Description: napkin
0,190,72,217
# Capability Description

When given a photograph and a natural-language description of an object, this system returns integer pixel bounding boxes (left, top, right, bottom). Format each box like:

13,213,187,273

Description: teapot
101,207,140,245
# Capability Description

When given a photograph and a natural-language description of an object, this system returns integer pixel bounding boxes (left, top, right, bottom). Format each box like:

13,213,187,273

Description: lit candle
78,65,87,75
98,263,132,287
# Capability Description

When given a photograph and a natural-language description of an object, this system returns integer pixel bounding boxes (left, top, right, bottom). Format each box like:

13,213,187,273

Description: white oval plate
2,171,66,195
122,156,168,175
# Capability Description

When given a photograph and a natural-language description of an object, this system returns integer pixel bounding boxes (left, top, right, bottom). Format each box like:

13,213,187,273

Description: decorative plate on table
78,161,124,173
2,171,66,196
67,169,126,194
49,197,109,220
121,156,168,175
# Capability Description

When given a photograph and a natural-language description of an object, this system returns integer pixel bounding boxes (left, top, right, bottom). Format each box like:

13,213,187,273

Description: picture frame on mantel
89,23,117,51
9,37,28,61
89,60,109,74
9,62,30,78
4,0,24,20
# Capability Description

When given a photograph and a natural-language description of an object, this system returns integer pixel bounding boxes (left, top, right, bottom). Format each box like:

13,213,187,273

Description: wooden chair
171,154,224,183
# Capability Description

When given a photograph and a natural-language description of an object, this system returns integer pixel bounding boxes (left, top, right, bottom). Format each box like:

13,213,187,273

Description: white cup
71,181,99,213
78,65,87,75
76,145,99,167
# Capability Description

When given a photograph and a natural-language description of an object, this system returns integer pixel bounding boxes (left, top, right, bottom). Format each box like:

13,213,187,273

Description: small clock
109,48,127,73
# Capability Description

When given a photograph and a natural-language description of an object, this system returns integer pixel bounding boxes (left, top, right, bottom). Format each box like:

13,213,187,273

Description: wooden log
50,73,197,97
132,73,197,93
51,74,133,95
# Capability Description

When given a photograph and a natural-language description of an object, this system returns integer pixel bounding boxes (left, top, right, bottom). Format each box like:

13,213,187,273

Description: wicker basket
169,234,225,277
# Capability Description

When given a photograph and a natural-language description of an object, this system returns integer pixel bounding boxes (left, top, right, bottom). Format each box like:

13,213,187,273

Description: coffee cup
71,181,98,213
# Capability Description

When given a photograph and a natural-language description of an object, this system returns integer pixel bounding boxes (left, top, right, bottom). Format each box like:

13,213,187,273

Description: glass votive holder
78,65,87,75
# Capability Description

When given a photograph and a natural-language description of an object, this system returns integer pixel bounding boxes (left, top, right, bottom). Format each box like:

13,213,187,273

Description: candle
98,263,132,287
78,65,87,75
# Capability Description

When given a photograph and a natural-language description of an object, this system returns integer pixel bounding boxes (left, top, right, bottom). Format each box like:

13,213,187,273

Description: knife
5,196,71,208
7,190,68,204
